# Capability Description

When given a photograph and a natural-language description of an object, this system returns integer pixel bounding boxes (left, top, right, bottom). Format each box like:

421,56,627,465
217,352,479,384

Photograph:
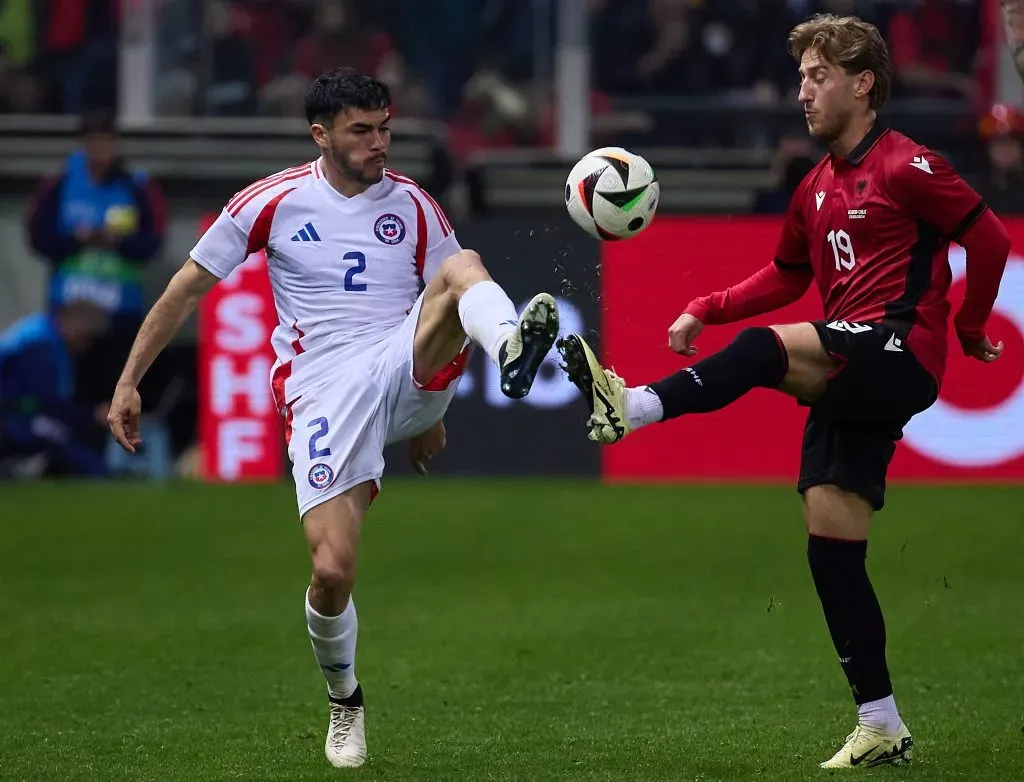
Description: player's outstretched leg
303,484,374,768
418,250,559,399
558,325,825,443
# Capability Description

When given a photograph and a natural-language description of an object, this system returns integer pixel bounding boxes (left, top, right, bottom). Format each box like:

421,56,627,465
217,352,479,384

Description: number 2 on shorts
307,417,331,459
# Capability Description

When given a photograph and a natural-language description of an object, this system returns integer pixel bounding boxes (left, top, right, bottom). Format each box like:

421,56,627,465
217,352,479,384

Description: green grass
1,480,1022,781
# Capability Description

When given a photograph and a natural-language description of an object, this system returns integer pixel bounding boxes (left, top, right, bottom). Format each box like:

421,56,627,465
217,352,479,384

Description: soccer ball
564,147,660,240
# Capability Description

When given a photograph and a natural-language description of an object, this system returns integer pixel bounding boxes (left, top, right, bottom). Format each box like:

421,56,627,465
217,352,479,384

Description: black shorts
797,320,938,511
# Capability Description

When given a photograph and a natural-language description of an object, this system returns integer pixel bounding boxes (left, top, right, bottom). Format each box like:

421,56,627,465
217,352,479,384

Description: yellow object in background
105,205,138,234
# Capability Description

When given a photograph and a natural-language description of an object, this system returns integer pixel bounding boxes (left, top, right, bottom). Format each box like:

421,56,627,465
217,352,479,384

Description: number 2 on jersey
827,229,856,271
343,251,367,291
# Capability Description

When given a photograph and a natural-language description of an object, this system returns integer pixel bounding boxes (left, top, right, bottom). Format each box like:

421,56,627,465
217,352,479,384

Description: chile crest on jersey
374,213,406,245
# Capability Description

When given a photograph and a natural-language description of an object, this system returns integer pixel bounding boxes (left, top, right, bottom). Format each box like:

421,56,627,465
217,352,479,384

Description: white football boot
324,685,367,768
820,721,914,769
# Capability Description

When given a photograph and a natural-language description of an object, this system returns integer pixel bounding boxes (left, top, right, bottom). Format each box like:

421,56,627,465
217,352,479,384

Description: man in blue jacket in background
0,299,110,477
26,108,165,408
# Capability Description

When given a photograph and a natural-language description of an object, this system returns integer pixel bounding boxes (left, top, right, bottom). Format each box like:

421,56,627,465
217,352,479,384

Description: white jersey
191,160,461,410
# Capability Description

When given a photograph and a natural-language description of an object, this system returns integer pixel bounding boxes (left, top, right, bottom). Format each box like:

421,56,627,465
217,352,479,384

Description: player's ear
854,70,875,101
310,122,331,151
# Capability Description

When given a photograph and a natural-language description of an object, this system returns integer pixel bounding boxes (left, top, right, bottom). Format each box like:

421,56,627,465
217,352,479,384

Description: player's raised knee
437,249,489,297
726,326,791,379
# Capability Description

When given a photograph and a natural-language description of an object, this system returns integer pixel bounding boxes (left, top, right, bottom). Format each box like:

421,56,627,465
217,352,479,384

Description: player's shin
456,280,519,367
807,536,902,733
631,327,789,428
305,588,359,699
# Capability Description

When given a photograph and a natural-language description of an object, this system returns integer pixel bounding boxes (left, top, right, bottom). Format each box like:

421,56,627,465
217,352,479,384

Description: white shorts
285,292,469,518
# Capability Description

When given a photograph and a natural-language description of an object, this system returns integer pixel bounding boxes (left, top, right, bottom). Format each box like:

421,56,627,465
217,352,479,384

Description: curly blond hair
788,14,892,110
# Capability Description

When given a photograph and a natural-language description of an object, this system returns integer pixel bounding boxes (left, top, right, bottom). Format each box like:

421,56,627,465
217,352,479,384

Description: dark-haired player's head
305,67,391,189
788,14,891,143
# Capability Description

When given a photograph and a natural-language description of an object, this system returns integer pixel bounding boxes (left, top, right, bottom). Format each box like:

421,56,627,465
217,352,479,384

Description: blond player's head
788,14,892,142
306,67,391,187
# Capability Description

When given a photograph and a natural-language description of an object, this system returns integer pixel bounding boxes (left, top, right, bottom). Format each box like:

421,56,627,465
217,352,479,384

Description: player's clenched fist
108,384,143,454
668,312,704,356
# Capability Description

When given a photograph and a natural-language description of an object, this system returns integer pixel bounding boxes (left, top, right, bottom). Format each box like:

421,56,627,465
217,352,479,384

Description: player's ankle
625,386,664,429
329,680,360,703
457,280,518,367
857,694,902,734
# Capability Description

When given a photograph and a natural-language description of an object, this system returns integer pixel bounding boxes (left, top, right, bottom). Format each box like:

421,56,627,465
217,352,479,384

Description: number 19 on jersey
827,229,856,271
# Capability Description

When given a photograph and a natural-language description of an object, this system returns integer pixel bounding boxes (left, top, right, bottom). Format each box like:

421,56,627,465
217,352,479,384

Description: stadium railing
0,96,979,215
0,115,453,196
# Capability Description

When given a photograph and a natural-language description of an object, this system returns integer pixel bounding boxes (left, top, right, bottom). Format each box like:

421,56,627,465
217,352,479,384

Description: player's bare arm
1002,1,1024,82
108,259,219,452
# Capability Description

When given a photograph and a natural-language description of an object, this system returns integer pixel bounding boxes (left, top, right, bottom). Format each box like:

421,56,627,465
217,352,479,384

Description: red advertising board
197,215,283,481
601,216,1024,482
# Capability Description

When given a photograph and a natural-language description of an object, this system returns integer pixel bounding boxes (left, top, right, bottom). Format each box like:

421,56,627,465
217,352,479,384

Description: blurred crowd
0,2,990,147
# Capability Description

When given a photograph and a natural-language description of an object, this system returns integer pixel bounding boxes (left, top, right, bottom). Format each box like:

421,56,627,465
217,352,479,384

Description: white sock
625,386,664,430
858,694,902,733
305,589,358,699
457,280,519,368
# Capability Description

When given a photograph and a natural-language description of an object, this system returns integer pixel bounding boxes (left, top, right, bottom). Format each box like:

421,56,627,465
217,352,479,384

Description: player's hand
960,334,1004,363
668,313,704,356
409,419,446,476
108,383,143,453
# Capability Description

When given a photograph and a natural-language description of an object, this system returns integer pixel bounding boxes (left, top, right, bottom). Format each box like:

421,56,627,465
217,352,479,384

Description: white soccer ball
565,147,660,240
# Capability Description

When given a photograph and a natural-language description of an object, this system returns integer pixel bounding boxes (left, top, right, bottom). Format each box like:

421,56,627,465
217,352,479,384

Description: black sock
647,327,788,420
807,535,893,705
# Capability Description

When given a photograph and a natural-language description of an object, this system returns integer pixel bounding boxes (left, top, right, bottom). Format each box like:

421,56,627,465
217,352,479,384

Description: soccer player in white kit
106,67,561,769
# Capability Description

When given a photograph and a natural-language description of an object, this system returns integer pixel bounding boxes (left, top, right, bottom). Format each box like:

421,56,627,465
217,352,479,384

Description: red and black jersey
774,124,988,382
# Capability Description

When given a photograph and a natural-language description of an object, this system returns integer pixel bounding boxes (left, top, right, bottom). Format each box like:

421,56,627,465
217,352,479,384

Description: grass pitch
1,480,1022,781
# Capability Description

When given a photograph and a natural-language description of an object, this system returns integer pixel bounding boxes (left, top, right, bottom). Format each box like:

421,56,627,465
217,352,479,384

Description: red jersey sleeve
887,149,985,241
685,182,814,324
684,261,814,325
888,149,1008,345
952,208,1011,346
773,181,812,268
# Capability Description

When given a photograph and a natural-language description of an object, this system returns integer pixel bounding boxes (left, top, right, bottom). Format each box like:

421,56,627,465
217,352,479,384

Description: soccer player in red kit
558,14,1010,770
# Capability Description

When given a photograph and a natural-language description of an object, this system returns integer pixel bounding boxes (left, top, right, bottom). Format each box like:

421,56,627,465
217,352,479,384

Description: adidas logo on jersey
291,222,322,242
